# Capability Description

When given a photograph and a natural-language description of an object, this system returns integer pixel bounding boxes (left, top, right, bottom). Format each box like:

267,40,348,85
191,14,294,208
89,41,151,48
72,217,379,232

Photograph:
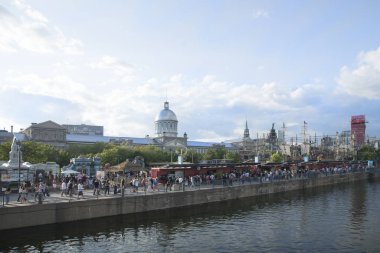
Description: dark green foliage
0,141,11,161
202,146,227,161
357,145,380,161
0,139,238,166
270,152,283,163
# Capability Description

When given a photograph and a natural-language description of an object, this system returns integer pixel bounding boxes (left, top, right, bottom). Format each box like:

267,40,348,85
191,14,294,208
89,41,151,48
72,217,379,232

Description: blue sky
0,0,380,142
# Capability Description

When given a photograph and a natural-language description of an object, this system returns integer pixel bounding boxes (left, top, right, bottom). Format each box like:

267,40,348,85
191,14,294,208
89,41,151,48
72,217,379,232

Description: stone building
23,120,66,148
233,121,257,161
153,101,188,151
62,124,103,136
0,127,14,144
13,101,238,157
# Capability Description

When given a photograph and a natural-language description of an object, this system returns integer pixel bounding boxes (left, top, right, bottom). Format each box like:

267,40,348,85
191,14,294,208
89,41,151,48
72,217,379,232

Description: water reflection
0,179,379,252
350,181,367,229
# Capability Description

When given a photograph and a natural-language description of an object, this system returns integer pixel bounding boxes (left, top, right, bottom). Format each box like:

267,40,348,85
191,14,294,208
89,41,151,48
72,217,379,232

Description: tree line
0,141,241,168
2,140,376,168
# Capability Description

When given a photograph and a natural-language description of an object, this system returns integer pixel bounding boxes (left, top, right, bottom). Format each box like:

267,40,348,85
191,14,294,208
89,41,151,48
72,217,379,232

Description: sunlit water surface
1,179,380,252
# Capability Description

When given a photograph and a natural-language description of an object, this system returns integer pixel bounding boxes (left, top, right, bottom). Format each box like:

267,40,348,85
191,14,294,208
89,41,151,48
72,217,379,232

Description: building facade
13,101,238,157
62,124,104,136
153,101,188,151
23,120,66,148
0,127,14,144
351,115,366,148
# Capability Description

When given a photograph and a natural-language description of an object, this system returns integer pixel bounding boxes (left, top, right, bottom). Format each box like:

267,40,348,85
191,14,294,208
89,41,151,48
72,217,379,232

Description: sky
1,0,380,143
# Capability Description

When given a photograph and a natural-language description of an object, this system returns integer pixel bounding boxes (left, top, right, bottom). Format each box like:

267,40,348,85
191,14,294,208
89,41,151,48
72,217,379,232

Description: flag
304,121,307,124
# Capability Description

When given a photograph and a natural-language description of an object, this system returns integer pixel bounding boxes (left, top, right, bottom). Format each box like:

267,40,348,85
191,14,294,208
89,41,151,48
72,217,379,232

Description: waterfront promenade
1,167,375,208
0,169,361,208
1,182,209,208
0,169,378,231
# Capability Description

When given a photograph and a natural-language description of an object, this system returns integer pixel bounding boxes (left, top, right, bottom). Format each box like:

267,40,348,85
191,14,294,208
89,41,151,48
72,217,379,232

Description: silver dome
155,101,178,122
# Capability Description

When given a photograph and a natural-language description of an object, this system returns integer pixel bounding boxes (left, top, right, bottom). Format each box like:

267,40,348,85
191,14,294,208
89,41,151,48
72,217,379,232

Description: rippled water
1,179,380,252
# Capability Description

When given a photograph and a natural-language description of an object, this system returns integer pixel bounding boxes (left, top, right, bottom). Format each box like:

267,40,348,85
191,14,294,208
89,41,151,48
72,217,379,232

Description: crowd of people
1,163,372,206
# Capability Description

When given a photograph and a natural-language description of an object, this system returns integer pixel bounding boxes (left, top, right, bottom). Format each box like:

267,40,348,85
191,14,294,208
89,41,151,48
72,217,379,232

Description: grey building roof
155,101,178,122
66,134,156,145
15,133,235,149
187,141,215,147
66,134,111,143
187,140,235,149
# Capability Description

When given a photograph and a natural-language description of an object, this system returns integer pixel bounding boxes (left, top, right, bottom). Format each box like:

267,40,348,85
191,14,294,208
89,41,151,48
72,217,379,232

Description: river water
1,179,380,252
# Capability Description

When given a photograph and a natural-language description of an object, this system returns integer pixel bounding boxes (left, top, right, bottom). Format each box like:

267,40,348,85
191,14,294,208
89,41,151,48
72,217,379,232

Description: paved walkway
2,170,373,208
0,183,221,208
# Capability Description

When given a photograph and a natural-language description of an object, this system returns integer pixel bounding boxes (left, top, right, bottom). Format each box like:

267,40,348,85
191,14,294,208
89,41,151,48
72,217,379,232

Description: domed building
155,101,178,137
153,101,187,150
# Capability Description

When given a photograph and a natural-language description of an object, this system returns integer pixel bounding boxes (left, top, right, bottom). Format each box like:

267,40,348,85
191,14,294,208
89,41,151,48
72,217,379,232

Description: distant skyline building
153,101,187,151
154,101,178,138
243,120,250,140
351,115,366,148
23,121,66,148
62,124,104,136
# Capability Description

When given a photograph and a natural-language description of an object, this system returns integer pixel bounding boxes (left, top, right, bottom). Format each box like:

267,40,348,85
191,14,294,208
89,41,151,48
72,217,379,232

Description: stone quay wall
0,171,377,231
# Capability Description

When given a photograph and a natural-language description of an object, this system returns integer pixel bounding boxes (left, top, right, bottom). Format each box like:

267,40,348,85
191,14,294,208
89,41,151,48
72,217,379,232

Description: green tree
226,152,241,163
202,146,227,161
270,152,283,163
183,149,202,163
0,141,11,160
96,146,119,165
56,149,71,168
357,145,379,161
67,142,107,158
21,141,51,164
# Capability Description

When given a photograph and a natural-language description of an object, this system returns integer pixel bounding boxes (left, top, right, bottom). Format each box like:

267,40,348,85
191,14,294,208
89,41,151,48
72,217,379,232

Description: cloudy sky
1,0,380,142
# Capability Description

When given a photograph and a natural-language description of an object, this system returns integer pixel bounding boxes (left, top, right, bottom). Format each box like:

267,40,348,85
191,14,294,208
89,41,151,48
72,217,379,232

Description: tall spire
243,120,250,139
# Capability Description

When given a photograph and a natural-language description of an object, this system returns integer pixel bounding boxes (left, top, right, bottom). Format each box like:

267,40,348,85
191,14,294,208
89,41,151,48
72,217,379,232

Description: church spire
243,120,250,139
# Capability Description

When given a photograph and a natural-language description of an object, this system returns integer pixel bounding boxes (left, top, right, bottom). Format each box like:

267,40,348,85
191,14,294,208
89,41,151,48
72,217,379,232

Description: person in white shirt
77,182,84,199
61,181,67,197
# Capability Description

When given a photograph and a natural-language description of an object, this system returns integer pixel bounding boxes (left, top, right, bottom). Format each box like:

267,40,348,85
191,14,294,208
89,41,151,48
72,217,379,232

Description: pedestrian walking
5,187,11,205
61,181,67,197
77,182,84,199
93,179,100,195
104,180,110,195
17,185,22,202
67,180,73,197
34,184,39,202
133,177,139,193
21,186,28,203
113,182,118,194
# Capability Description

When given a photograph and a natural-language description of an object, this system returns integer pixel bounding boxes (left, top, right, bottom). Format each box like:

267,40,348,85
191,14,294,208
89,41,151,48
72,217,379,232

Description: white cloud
90,56,136,82
170,74,183,83
4,72,86,104
252,9,269,19
12,0,48,23
0,51,330,141
336,46,380,100
0,0,82,54
195,129,236,143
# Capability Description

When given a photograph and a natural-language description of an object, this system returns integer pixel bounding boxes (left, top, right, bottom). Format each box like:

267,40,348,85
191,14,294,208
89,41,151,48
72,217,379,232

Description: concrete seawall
0,171,376,231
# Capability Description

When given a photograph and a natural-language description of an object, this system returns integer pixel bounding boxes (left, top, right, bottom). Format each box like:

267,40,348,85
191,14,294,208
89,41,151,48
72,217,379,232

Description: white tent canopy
61,169,79,175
